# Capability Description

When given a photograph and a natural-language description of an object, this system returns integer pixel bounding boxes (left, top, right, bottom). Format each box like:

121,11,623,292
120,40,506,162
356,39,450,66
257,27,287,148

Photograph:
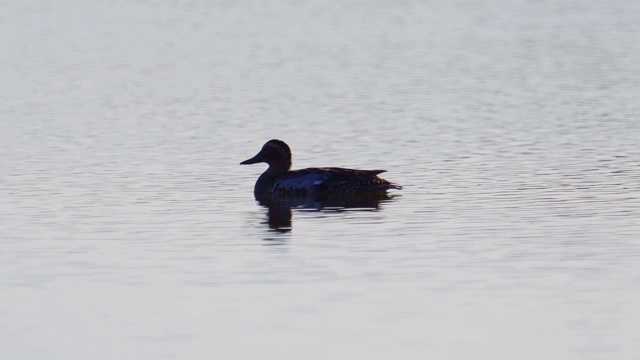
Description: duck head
240,139,292,175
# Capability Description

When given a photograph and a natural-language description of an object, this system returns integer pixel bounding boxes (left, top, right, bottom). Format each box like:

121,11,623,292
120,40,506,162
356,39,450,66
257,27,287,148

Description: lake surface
1,1,639,359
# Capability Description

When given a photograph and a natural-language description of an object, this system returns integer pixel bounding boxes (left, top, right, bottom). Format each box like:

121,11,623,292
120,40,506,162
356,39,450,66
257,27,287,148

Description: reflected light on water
1,0,639,359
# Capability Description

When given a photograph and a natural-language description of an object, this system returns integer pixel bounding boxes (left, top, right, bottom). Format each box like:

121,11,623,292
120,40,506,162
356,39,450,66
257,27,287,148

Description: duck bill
240,153,263,165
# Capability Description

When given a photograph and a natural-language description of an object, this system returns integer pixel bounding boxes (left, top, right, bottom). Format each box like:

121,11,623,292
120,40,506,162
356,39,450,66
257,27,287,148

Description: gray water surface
1,1,639,359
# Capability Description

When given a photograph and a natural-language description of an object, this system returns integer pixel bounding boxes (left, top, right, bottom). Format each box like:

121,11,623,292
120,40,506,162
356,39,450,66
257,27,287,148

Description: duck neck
265,161,291,176
255,159,291,193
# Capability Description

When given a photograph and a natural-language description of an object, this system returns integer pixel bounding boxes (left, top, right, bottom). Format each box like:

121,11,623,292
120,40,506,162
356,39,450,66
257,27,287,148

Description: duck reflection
255,192,398,232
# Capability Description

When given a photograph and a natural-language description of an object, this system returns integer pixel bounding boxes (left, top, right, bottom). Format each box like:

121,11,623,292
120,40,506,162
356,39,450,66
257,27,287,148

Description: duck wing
275,167,397,194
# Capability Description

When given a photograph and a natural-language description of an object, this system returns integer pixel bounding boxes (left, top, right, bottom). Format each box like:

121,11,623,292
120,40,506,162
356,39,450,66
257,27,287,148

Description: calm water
2,1,639,359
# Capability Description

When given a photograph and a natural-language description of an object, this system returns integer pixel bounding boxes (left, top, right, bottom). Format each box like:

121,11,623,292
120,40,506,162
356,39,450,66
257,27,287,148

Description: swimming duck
240,139,402,196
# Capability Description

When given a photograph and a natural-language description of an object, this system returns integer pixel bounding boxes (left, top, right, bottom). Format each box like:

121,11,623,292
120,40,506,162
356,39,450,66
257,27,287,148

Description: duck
240,139,402,196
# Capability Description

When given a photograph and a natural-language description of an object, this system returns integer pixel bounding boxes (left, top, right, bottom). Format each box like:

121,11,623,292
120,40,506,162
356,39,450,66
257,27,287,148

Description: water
1,1,639,359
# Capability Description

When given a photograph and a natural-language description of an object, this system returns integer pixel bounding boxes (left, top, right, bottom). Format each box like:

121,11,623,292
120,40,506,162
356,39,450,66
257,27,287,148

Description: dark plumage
240,139,402,195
